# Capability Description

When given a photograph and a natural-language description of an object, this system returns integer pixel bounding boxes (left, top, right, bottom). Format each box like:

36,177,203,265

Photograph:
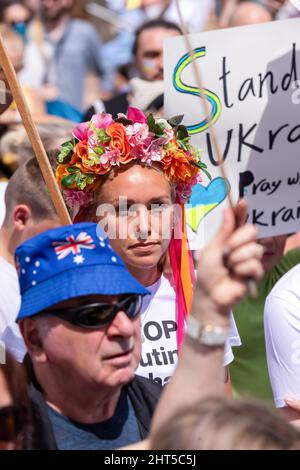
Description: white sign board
165,19,300,247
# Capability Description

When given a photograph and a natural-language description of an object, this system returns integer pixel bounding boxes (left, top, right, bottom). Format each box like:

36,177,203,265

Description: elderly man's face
32,295,141,390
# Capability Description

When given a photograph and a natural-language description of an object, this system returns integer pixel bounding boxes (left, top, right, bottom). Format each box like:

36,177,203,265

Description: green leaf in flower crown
192,160,212,180
167,115,184,128
147,113,156,133
95,128,111,144
154,121,165,136
201,167,212,180
57,139,76,164
67,166,79,173
176,125,191,150
176,125,189,141
93,146,105,156
74,171,96,190
177,138,190,151
147,114,165,137
61,173,76,188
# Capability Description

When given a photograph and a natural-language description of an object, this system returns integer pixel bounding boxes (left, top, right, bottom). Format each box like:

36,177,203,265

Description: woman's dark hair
132,19,182,56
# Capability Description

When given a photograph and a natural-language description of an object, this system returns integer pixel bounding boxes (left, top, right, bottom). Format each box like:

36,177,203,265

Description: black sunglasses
42,294,143,329
0,405,28,442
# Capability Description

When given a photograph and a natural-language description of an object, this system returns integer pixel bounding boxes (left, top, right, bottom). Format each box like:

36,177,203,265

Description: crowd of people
1,0,300,451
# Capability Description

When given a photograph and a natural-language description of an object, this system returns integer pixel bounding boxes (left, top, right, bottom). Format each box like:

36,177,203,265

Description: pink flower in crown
127,106,147,124
147,139,164,162
90,112,114,129
130,144,146,161
126,122,154,148
86,134,105,162
140,150,154,165
156,120,174,145
175,175,203,203
175,182,193,204
192,173,203,185
73,114,114,145
73,122,90,142
101,149,120,166
87,132,99,148
63,190,95,218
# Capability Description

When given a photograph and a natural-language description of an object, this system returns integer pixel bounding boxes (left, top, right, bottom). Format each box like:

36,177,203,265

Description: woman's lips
129,242,160,252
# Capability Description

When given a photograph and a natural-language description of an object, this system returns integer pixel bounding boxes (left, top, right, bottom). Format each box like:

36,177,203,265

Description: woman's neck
127,265,161,287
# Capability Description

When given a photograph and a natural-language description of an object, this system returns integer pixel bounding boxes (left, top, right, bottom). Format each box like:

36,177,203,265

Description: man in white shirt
0,181,7,228
264,263,300,427
0,157,59,336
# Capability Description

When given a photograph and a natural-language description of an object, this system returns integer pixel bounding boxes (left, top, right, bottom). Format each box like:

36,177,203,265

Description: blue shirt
47,389,141,450
44,19,104,110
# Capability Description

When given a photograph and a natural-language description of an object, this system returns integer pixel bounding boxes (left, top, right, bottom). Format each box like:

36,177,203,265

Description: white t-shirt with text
136,273,241,386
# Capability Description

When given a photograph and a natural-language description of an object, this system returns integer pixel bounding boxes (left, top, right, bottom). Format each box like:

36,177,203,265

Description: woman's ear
18,318,48,364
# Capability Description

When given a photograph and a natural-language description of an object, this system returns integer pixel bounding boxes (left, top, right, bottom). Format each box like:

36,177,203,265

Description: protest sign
165,19,300,247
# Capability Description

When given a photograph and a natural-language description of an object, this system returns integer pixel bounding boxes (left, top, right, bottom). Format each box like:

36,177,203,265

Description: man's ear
19,318,48,364
13,205,32,232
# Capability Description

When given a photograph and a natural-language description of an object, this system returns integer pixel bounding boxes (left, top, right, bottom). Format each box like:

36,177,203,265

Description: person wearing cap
15,201,265,450
17,222,161,450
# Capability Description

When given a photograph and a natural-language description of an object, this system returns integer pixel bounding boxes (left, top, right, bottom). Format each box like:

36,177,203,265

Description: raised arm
149,200,264,443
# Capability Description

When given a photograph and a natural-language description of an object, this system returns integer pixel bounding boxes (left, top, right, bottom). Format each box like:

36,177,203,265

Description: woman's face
94,164,174,272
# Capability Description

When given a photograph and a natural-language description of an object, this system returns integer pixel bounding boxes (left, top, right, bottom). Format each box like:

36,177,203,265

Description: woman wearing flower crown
56,106,240,386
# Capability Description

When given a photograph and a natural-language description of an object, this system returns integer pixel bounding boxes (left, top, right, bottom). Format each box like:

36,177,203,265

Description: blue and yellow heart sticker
185,177,231,232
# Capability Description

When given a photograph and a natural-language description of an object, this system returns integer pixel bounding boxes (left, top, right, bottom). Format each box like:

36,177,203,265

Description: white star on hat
73,254,85,265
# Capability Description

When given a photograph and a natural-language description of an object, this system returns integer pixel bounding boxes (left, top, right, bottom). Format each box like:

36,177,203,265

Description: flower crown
56,107,209,207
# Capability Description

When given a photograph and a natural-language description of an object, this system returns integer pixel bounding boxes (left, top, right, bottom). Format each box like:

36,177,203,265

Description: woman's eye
151,207,164,214
151,204,171,214
115,206,129,216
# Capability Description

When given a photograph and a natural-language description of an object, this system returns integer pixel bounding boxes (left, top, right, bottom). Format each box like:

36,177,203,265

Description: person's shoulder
70,19,100,37
131,375,163,395
269,262,300,298
265,263,300,319
0,256,18,278
128,375,162,407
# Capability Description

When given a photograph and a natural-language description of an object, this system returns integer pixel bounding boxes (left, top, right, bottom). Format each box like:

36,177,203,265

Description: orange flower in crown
162,140,200,184
106,122,132,164
56,107,210,210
